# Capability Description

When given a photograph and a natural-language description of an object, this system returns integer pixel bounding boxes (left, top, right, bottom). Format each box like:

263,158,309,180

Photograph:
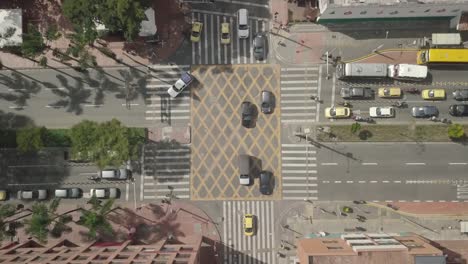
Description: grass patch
317,124,468,142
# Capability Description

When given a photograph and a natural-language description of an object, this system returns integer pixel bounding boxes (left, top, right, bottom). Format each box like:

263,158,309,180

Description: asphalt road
316,142,468,201
318,68,468,123
0,66,150,128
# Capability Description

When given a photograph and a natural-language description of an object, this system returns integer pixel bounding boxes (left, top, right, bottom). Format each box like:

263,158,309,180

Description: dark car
340,87,373,99
261,90,274,114
449,105,468,116
18,190,48,201
259,171,273,195
253,33,267,61
241,102,255,128
411,106,439,118
452,89,468,101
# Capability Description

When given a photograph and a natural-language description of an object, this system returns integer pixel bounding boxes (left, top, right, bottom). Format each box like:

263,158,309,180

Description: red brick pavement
293,32,326,64
382,202,468,216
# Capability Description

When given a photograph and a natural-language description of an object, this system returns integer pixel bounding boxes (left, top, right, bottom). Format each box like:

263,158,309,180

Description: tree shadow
48,75,92,115
0,71,42,107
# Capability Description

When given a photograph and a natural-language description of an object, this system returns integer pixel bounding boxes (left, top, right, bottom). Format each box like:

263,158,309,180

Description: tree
39,56,48,67
24,199,60,243
350,122,361,134
448,123,465,140
45,24,62,44
70,119,143,168
21,23,45,58
16,126,47,153
81,197,114,239
0,204,16,242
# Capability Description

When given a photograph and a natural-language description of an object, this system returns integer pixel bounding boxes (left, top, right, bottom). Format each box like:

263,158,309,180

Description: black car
241,102,255,128
340,87,373,99
261,90,274,114
411,106,438,118
259,171,273,195
449,105,468,116
452,89,468,101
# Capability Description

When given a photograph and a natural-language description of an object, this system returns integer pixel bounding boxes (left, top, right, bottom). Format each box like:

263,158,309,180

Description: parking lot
190,64,282,200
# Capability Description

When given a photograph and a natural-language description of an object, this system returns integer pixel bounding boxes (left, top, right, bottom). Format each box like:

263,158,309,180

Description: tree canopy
62,0,151,42
70,119,144,168
448,123,465,140
81,197,114,239
24,199,60,243
16,126,47,153
21,24,45,58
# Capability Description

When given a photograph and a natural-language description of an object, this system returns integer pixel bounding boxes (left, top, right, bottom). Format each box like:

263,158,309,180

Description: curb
367,202,468,219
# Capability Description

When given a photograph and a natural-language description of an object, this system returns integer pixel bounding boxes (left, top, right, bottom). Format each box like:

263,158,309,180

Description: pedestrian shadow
296,134,361,162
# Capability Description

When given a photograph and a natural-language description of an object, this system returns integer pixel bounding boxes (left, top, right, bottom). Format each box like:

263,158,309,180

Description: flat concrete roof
0,9,22,48
327,0,468,6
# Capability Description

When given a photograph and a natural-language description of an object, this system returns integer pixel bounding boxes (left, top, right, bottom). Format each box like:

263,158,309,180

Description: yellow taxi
421,89,446,100
378,87,401,98
243,214,255,236
0,190,7,201
190,22,203,42
221,22,230,44
325,106,351,119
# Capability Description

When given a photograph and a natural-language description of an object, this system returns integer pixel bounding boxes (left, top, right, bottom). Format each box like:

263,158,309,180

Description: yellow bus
417,49,468,65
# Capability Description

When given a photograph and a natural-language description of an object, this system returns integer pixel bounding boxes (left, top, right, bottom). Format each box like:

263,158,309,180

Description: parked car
259,171,273,195
261,90,274,114
341,206,353,214
378,87,401,98
0,190,8,201
449,105,468,116
369,107,395,118
411,106,439,118
340,87,373,99
241,102,255,128
452,89,468,101
243,214,255,236
18,190,48,201
324,106,351,119
55,188,82,199
253,33,267,61
221,22,230,44
90,188,119,199
167,72,194,98
98,168,129,180
190,22,203,42
421,89,445,100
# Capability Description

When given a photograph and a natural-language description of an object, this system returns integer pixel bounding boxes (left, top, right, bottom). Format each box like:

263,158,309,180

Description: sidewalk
376,202,468,218
0,0,187,70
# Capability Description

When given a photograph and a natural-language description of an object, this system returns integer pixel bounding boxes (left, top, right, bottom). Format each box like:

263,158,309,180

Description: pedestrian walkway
280,66,321,123
458,184,468,200
281,144,318,201
145,65,191,125
222,201,276,264
191,11,269,65
141,143,191,201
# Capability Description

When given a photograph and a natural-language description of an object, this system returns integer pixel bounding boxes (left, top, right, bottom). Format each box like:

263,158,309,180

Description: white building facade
317,0,468,28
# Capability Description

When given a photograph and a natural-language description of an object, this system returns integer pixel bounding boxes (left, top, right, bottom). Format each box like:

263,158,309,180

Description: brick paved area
346,50,419,64
190,65,282,200
383,202,468,216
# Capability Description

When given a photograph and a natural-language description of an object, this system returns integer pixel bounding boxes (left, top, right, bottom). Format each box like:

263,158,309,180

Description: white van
237,9,249,39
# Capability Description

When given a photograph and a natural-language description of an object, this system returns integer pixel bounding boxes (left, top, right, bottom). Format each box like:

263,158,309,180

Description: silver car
90,188,119,199
55,188,82,199
18,190,48,200
253,33,267,61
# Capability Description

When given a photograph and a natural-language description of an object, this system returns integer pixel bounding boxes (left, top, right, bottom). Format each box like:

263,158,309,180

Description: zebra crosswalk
191,11,269,65
282,144,318,201
145,65,191,125
280,66,321,123
141,144,191,200
457,184,468,200
222,201,276,264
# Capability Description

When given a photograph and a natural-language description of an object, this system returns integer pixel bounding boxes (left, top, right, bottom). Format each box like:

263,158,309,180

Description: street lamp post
372,44,384,53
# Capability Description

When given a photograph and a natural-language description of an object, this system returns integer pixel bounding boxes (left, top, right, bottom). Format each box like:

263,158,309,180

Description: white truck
387,64,428,81
429,33,462,47
337,63,427,81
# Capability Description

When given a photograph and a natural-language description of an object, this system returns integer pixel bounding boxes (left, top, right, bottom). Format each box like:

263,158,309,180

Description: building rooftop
327,0,468,6
0,9,22,48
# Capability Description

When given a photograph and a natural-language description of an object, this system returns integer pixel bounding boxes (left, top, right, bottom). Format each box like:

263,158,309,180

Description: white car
90,188,119,199
167,72,194,98
369,107,395,118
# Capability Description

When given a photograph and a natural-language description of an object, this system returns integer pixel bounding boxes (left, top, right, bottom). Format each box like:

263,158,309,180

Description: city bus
417,48,468,65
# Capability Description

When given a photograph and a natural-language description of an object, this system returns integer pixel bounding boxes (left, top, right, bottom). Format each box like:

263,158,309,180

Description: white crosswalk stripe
281,66,321,123
142,144,191,200
282,144,318,200
222,201,276,264
145,65,191,124
191,12,269,65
